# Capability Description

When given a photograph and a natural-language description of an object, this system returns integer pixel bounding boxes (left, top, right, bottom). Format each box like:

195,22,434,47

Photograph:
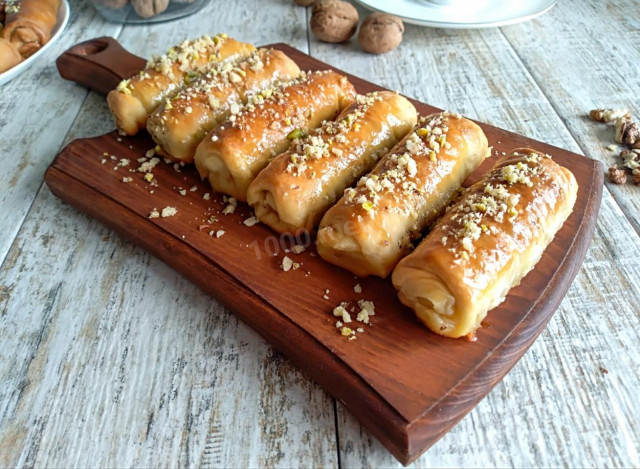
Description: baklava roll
0,37,22,73
317,112,488,278
194,70,356,202
247,91,418,234
147,48,301,163
392,149,578,339
2,0,61,58
107,34,256,136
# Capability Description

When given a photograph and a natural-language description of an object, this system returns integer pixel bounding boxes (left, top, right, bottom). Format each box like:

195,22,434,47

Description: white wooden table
1,1,639,466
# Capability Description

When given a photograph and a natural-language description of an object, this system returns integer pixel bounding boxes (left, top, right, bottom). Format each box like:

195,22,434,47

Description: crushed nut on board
291,245,306,254
222,196,237,215
243,216,259,227
149,209,160,219
161,206,178,217
282,256,294,271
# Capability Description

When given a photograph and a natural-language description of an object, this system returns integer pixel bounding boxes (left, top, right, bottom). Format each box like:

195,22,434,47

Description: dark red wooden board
46,39,602,465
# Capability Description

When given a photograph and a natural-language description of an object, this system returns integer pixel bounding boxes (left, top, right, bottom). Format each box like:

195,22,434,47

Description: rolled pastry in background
194,70,356,202
2,0,61,58
247,91,417,234
316,112,488,278
392,148,578,339
107,34,256,135
0,37,22,73
147,48,301,163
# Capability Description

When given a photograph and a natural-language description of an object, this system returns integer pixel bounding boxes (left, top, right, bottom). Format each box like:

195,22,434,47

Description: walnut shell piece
310,0,359,43
358,13,404,54
131,0,169,18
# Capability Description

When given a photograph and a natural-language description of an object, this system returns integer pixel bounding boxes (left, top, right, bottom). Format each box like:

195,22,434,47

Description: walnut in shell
131,0,169,18
358,13,404,54
310,0,359,43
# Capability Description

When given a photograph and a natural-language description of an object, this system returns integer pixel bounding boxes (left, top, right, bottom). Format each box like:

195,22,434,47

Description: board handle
56,37,146,95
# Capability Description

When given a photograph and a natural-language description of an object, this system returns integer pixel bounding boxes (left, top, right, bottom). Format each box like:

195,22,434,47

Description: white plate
0,0,70,86
353,0,558,29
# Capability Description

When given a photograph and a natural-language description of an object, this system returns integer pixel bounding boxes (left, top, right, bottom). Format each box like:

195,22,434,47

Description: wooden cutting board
46,37,603,465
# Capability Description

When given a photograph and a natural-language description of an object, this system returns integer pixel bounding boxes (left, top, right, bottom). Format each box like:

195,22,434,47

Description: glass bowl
91,0,209,24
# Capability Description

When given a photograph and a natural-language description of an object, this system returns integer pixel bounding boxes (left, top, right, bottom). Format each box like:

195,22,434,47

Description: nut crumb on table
608,165,627,184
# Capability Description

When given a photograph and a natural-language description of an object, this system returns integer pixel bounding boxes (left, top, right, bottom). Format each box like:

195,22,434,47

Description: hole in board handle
70,39,110,57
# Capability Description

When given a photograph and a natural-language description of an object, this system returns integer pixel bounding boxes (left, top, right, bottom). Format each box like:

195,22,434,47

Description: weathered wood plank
307,4,640,467
0,1,340,468
335,194,640,467
0,2,122,267
0,188,338,468
500,0,640,234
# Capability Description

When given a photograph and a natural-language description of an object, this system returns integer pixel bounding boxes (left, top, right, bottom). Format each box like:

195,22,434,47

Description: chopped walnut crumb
216,230,225,238
621,149,640,170
291,245,305,254
149,209,160,219
353,283,362,293
615,118,640,147
341,327,354,337
282,256,294,271
203,193,211,200
243,216,259,227
138,157,160,173
590,108,630,123
222,197,237,214
609,165,627,184
122,177,133,183
161,206,178,218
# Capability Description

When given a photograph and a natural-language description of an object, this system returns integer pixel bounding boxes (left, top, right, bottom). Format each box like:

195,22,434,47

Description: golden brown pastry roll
392,149,578,339
2,0,60,58
316,112,488,278
0,37,22,73
194,70,356,202
147,48,301,163
247,91,418,234
107,34,256,136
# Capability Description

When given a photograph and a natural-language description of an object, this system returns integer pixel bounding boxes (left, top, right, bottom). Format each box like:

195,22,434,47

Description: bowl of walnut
92,0,209,23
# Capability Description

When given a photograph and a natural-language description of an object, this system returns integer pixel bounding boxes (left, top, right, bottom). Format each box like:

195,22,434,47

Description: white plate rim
0,0,70,86
352,0,558,29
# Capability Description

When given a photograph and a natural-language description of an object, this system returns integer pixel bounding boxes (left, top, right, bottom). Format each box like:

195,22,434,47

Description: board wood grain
46,40,602,465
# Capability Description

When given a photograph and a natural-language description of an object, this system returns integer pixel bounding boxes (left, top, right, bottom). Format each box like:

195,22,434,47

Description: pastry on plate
2,0,61,59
